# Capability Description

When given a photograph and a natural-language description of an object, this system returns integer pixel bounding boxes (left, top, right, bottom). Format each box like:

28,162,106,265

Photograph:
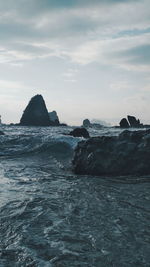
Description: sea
0,125,149,267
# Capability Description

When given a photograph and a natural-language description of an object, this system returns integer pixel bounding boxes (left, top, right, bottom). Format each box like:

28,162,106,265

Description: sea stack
83,119,91,128
120,118,130,128
49,111,60,126
119,115,142,128
127,115,141,127
20,95,51,126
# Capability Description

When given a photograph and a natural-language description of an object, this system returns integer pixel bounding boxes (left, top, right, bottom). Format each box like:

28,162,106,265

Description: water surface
0,126,149,266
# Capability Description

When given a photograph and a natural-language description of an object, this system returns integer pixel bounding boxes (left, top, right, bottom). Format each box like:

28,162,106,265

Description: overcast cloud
0,0,150,125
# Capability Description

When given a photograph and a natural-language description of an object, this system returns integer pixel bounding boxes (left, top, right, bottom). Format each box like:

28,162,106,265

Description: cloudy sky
0,0,150,125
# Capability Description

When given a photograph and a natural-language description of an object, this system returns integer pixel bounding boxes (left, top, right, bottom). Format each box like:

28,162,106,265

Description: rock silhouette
120,118,130,128
20,95,51,126
120,115,143,128
49,111,60,126
127,115,141,127
73,129,150,176
82,119,103,129
69,128,90,138
83,119,91,128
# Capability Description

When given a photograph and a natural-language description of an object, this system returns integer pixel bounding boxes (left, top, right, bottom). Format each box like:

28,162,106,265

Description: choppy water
0,126,149,267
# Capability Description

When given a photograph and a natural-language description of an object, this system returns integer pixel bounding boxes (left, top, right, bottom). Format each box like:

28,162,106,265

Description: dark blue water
0,126,149,266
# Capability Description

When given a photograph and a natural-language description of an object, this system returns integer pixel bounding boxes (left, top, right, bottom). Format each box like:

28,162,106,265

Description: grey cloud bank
0,0,150,125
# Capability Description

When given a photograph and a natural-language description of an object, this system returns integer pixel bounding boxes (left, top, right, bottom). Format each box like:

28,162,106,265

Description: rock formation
20,95,52,126
69,128,90,138
83,119,91,128
127,115,141,127
120,118,130,128
49,111,60,126
73,129,150,176
119,115,143,128
82,119,103,129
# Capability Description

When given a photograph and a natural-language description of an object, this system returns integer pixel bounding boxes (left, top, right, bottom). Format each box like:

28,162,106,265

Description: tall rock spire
20,94,51,126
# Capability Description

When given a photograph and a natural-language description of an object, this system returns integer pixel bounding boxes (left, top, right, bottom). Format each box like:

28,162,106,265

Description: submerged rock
20,95,52,126
69,128,90,138
73,129,150,176
0,130,4,135
120,118,130,128
49,111,60,126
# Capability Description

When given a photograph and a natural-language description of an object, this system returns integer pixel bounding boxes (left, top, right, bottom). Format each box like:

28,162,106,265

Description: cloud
0,0,149,71
116,44,150,65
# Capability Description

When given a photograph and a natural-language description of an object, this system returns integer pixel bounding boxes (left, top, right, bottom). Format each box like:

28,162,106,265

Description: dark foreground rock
20,95,52,126
69,128,90,138
0,130,4,135
73,129,150,176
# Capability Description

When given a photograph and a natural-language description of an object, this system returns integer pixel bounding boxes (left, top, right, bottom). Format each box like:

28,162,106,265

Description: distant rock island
82,119,103,129
120,115,149,128
20,95,52,126
20,94,66,127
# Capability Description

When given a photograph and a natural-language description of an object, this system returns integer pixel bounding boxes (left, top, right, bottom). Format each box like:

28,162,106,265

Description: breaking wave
0,133,80,157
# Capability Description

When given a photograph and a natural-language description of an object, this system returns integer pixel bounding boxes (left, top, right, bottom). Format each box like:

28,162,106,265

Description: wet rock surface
73,129,150,176
69,128,90,138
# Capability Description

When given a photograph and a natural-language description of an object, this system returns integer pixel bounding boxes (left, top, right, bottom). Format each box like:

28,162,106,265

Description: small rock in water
83,119,91,128
69,128,90,138
120,118,130,128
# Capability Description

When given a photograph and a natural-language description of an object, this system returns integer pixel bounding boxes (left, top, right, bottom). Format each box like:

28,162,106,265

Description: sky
0,0,150,125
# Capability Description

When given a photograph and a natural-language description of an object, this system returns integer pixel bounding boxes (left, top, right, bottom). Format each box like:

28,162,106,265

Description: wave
0,133,81,157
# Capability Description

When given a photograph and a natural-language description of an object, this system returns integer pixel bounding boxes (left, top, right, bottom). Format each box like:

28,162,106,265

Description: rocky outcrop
82,119,103,129
127,115,141,127
119,115,143,128
83,119,91,128
120,118,130,128
0,130,4,135
73,129,150,176
49,111,60,126
69,128,90,138
20,95,52,126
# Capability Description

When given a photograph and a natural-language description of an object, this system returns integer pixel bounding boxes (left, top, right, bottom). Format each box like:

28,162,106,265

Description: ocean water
0,126,149,267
